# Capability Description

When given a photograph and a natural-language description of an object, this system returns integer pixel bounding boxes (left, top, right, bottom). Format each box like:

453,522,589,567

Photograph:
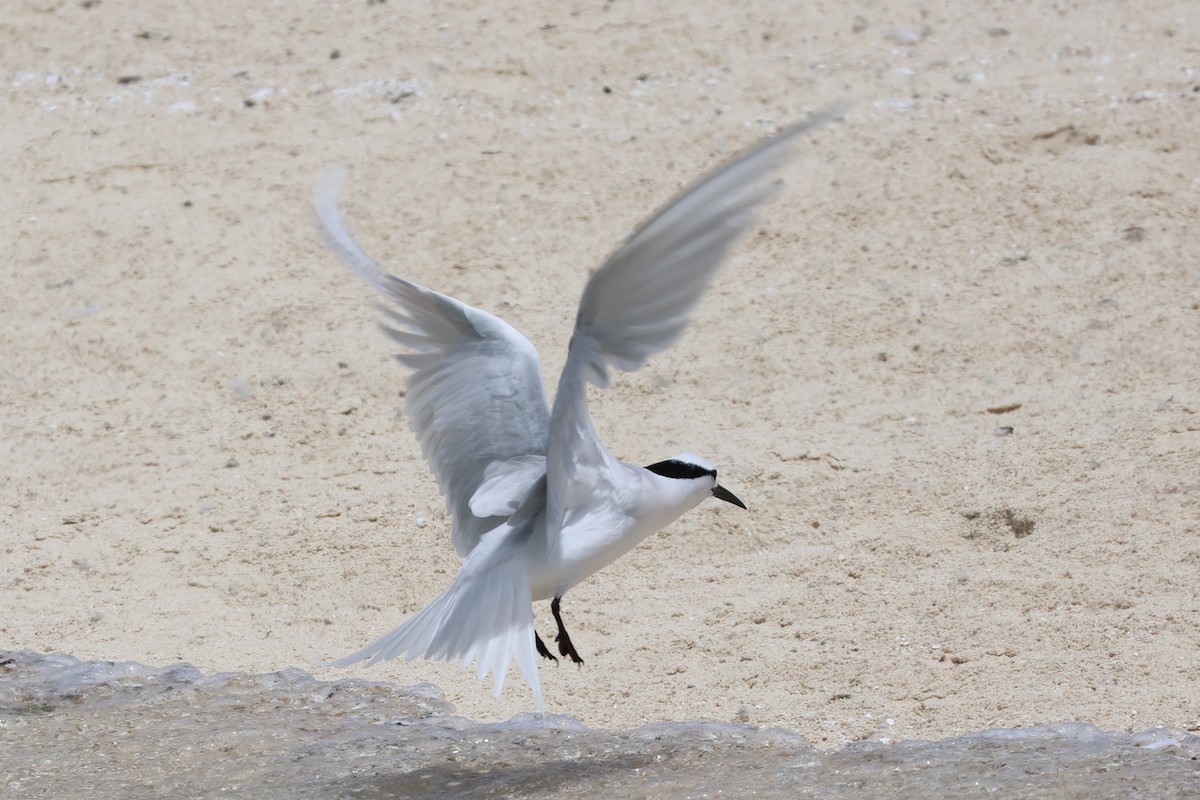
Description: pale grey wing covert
545,107,845,543
315,178,552,556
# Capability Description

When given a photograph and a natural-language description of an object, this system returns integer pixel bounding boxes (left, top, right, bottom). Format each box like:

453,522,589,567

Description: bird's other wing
569,106,844,387
316,175,551,556
545,106,845,543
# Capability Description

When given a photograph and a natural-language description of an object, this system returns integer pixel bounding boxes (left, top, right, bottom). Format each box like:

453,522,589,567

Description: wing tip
312,168,393,290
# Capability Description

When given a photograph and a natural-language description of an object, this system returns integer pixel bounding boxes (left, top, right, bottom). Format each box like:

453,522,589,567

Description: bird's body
531,459,717,600
316,108,839,709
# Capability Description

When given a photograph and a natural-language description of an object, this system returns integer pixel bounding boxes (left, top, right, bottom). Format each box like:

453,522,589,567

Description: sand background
3,0,1197,747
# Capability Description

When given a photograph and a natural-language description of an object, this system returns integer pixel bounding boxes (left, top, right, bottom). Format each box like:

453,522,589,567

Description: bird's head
643,453,747,510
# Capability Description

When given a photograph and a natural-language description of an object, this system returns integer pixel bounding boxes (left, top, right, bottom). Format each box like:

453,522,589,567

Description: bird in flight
316,107,840,710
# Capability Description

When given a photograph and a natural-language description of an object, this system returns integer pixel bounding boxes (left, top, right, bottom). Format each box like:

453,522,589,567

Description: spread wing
545,107,845,543
315,177,551,556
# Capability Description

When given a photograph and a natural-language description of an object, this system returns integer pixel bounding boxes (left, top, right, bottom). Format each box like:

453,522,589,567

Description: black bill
712,484,747,509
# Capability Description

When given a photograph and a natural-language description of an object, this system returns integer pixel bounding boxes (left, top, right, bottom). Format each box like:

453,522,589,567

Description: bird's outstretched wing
316,177,551,556
545,107,845,543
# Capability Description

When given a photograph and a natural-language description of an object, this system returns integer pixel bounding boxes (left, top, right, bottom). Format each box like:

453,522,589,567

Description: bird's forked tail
324,524,545,711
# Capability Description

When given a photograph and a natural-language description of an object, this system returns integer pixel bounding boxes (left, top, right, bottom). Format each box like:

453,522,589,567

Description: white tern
316,107,840,709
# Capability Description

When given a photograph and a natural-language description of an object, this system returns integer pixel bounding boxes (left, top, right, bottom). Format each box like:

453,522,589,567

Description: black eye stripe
644,459,717,480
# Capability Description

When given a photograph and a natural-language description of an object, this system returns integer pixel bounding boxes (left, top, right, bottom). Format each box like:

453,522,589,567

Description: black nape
644,458,717,480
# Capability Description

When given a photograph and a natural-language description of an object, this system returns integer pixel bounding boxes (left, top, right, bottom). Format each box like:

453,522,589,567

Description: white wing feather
315,179,551,556
545,108,844,542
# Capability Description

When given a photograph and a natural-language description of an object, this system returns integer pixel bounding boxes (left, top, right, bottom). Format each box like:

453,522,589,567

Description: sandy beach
3,0,1197,747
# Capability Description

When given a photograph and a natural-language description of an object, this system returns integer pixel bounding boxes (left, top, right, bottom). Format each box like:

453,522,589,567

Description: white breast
528,463,712,600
